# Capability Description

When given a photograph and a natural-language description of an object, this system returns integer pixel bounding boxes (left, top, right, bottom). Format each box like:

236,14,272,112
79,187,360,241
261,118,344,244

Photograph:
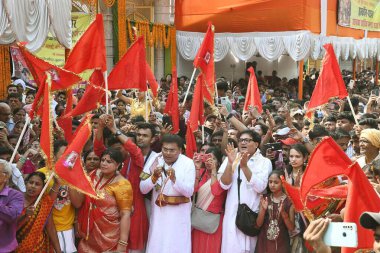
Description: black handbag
235,166,260,237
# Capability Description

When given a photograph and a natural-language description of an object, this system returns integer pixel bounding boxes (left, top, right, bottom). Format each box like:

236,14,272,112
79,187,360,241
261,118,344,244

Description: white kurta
140,154,195,253
142,150,159,219
219,150,272,253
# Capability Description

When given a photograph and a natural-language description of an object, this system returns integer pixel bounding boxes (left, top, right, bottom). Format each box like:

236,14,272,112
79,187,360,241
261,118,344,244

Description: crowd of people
0,64,380,253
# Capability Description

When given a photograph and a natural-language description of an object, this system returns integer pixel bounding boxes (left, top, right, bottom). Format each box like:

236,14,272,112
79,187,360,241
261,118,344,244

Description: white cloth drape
0,0,72,52
177,30,380,62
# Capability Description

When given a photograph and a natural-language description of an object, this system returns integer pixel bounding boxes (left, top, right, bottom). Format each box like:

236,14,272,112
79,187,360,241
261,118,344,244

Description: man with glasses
219,129,272,253
0,159,24,252
140,134,195,253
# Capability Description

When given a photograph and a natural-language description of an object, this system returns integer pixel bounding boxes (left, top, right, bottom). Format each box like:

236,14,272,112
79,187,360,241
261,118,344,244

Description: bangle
118,240,128,246
19,156,27,165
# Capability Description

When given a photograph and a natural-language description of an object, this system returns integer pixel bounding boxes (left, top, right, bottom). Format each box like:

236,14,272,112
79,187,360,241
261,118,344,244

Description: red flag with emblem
64,14,107,73
244,66,262,113
193,23,215,104
55,114,98,198
18,44,81,90
164,66,179,134
306,44,348,116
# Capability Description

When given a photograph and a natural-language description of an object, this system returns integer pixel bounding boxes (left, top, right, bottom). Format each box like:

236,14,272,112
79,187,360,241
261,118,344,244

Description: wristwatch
114,130,122,138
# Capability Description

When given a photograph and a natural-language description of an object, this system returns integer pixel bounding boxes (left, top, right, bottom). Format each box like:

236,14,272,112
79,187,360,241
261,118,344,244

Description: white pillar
154,0,170,79
99,1,114,71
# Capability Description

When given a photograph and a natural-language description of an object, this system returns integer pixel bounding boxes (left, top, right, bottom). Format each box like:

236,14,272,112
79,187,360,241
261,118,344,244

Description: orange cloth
175,0,380,39
78,172,133,253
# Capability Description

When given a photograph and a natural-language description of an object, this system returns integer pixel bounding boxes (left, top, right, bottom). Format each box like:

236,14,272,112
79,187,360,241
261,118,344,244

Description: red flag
28,80,46,120
18,44,81,90
188,73,205,131
146,62,158,97
297,137,380,252
164,66,179,134
39,75,54,169
55,114,98,198
193,23,215,104
244,66,262,113
185,125,197,158
63,70,106,118
64,14,107,73
307,44,348,115
108,36,146,91
57,89,73,143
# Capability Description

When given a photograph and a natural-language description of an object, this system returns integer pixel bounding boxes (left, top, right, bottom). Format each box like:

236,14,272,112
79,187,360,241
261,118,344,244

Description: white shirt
219,150,272,253
11,164,26,192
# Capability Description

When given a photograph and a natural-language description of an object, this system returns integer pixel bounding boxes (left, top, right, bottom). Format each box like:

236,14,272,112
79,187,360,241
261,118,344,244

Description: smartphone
264,142,282,151
323,222,358,248
220,97,229,106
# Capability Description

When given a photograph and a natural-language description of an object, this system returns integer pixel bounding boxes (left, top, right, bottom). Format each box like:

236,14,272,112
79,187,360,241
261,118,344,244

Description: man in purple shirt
0,159,24,252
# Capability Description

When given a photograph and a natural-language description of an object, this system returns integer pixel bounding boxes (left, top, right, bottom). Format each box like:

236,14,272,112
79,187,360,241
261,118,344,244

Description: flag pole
104,71,109,114
9,116,31,164
34,172,55,208
182,68,197,107
145,91,149,122
202,125,205,144
346,96,359,125
214,82,219,104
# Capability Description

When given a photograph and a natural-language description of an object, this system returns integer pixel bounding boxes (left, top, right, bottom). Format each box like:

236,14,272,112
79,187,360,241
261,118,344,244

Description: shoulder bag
235,165,260,237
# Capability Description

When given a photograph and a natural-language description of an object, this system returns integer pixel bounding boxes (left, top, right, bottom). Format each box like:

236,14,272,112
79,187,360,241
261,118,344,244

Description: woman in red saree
16,171,61,253
71,148,133,253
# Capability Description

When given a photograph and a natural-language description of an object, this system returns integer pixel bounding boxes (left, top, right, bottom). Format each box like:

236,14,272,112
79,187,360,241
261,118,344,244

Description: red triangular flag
185,125,197,158
188,73,205,131
28,80,46,120
193,22,215,104
164,66,179,134
18,44,82,91
108,36,146,91
39,74,54,169
244,66,262,113
55,114,98,198
57,89,74,143
298,137,380,252
64,14,107,73
63,70,106,118
343,164,380,253
146,62,158,97
307,44,348,116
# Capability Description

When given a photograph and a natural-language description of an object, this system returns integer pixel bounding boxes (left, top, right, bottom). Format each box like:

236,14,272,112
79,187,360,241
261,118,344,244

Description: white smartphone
323,222,358,248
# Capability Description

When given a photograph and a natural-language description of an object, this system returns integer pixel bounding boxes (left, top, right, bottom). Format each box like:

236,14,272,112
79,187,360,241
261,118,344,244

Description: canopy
175,0,380,62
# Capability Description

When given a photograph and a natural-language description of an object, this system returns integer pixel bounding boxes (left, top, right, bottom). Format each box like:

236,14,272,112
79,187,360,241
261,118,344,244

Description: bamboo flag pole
104,71,110,114
9,116,31,164
34,172,55,208
182,68,197,107
346,96,359,125
145,91,149,122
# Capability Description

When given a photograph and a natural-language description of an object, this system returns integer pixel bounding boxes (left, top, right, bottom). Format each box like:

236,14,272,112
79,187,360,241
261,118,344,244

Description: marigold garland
126,19,174,49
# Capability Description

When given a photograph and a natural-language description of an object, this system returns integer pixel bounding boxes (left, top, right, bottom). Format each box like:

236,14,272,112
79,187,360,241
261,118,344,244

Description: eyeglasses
238,138,254,143
162,147,179,154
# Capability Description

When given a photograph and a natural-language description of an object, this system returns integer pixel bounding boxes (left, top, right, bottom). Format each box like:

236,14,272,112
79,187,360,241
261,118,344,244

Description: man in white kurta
140,135,195,253
219,130,272,253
